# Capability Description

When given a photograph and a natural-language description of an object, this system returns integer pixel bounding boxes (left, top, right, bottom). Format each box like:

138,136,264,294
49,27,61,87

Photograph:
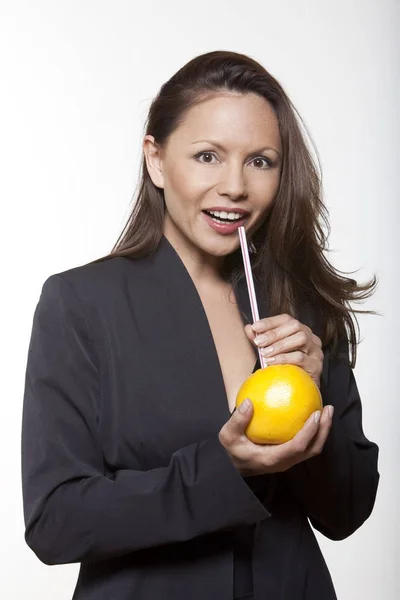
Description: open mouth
201,209,248,224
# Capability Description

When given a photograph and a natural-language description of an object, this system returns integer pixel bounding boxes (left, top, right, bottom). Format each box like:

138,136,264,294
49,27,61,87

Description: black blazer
21,234,379,600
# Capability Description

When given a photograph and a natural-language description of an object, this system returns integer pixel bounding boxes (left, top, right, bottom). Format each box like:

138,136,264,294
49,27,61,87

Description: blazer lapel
144,235,232,431
153,236,269,427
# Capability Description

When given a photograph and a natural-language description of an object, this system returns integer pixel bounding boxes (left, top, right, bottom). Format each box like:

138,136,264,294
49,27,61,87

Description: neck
163,220,229,288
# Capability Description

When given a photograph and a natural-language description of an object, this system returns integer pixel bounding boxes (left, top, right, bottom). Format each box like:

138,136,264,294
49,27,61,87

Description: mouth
201,208,249,235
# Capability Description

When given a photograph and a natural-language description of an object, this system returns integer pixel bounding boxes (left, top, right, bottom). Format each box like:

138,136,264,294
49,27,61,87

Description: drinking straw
238,226,267,369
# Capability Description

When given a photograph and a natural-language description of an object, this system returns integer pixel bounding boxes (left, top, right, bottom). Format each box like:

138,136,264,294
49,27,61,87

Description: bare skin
194,279,257,413
143,92,333,477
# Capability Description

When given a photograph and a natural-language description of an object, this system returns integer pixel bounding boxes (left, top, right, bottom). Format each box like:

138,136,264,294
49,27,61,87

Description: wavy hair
91,50,378,367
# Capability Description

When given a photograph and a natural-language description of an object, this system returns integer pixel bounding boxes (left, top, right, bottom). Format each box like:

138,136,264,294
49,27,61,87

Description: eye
194,151,273,169
251,156,274,169
195,151,218,164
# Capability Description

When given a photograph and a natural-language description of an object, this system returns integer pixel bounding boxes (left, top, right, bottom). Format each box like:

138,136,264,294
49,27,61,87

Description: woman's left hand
244,314,324,388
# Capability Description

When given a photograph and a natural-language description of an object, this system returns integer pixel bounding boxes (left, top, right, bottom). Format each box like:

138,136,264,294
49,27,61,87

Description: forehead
170,92,281,152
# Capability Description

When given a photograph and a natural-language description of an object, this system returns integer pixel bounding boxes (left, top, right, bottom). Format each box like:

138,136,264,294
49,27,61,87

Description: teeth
208,210,244,221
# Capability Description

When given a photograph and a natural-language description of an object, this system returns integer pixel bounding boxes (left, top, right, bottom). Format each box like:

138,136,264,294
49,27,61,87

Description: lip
203,206,250,215
201,210,248,235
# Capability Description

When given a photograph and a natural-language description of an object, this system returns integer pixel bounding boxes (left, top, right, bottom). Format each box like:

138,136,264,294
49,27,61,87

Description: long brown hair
90,50,378,367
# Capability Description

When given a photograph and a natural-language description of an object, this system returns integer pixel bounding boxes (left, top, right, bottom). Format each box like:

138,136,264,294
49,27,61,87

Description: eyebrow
191,140,281,159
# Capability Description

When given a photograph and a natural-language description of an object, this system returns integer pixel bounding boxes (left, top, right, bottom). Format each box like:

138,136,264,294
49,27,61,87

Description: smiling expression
143,92,282,260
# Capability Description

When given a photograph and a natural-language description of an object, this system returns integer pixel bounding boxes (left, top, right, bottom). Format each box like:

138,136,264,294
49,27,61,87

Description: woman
21,50,379,600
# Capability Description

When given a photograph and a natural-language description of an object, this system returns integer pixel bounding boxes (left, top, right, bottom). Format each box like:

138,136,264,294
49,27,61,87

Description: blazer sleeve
282,334,380,540
21,274,270,566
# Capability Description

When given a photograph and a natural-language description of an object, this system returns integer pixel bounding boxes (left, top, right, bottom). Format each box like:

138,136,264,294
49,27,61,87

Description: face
143,92,282,262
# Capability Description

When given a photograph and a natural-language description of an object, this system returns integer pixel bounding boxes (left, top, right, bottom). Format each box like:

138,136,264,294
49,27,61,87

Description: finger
305,405,334,457
257,330,310,357
311,333,323,348
264,351,322,387
220,398,254,443
253,323,311,353
250,313,293,334
263,350,309,368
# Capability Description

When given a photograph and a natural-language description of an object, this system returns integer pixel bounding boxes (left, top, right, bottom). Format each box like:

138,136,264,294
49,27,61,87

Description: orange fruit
236,364,323,444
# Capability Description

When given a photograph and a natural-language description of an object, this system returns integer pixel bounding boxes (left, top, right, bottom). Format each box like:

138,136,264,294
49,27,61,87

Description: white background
1,1,398,598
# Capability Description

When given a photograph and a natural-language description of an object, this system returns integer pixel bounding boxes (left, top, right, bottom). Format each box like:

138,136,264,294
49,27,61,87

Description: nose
217,161,248,201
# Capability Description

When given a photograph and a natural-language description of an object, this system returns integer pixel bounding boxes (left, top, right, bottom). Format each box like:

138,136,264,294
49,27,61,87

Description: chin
198,234,239,257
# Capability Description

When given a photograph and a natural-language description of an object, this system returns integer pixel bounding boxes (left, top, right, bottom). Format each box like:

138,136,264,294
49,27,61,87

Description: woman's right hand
218,399,334,476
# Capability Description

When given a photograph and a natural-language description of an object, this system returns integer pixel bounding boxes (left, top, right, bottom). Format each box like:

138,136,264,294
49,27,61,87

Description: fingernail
261,346,274,356
252,322,265,333
328,406,334,418
239,398,251,413
314,411,321,424
254,335,267,346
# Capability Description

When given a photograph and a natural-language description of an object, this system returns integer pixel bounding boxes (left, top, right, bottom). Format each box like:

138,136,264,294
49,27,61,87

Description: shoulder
33,257,143,334
59,255,132,286
36,251,170,323
40,256,140,305
297,299,350,365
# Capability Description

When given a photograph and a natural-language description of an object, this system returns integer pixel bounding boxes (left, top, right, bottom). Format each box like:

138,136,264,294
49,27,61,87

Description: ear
142,135,165,189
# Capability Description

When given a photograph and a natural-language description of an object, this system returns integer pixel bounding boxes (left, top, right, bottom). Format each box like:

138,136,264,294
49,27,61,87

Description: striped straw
238,226,267,369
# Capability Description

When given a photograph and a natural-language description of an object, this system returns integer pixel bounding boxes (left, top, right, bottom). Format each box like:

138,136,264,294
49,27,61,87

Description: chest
198,286,258,413
94,259,263,474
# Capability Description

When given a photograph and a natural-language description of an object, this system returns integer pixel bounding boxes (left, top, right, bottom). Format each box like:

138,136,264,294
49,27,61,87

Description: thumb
230,398,253,434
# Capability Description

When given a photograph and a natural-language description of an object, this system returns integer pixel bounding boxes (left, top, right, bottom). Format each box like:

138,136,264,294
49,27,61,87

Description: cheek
252,175,280,209
166,165,208,209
